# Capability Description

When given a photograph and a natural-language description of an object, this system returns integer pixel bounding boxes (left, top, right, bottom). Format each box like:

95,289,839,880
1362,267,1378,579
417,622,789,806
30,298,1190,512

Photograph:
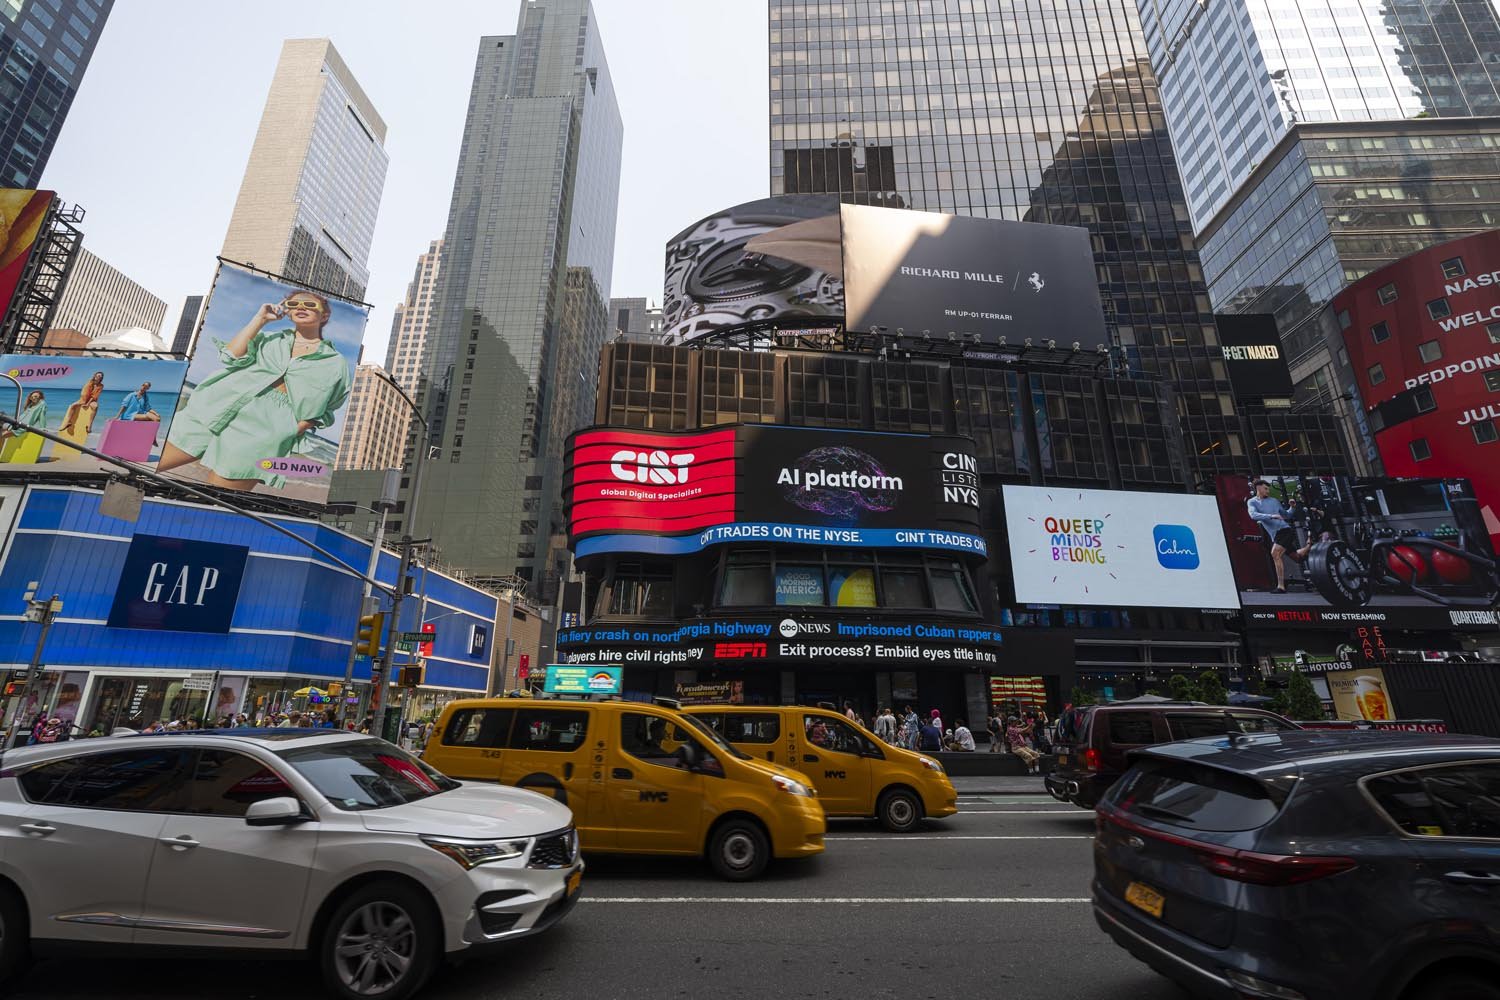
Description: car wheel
877,788,922,833
708,819,769,881
319,881,439,1000
0,885,28,985
1410,973,1500,1000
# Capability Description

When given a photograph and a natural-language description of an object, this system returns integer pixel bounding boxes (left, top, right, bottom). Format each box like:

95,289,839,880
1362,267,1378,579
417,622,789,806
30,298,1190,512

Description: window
1368,363,1386,386
723,713,780,743
182,750,295,817
720,552,773,606
1377,282,1398,305
1418,340,1442,363
1474,420,1498,445
1106,712,1157,745
1366,764,1500,839
774,565,825,606
18,748,190,810
1413,387,1437,413
1231,714,1296,733
1489,322,1500,345
277,740,457,811
1167,714,1234,740
508,708,589,752
881,566,928,607
1427,299,1452,321
827,566,877,606
621,711,717,773
804,715,872,756
1410,438,1432,461
929,561,976,612
1113,758,1283,831
1370,321,1390,344
1440,257,1466,279
441,707,513,747
1487,372,1500,393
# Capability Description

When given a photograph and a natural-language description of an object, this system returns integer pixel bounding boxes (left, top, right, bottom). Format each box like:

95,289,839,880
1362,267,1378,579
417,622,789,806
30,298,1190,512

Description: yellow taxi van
423,697,825,880
682,704,957,831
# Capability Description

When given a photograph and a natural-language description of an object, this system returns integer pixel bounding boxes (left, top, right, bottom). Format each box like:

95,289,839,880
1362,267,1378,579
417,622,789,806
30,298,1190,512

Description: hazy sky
41,0,768,362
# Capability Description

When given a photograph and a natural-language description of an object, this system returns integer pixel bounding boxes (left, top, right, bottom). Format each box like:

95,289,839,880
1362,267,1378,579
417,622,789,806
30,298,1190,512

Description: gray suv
0,729,583,999
1094,730,1500,1000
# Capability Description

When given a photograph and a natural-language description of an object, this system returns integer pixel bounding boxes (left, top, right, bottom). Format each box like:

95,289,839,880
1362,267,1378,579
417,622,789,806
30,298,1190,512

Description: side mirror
245,796,307,827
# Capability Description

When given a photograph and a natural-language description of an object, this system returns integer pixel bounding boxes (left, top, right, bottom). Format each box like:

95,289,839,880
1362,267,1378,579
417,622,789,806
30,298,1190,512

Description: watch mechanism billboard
0,354,188,471
1215,313,1294,399
157,260,367,504
1001,485,1240,611
1214,474,1500,630
660,197,1107,348
564,425,985,557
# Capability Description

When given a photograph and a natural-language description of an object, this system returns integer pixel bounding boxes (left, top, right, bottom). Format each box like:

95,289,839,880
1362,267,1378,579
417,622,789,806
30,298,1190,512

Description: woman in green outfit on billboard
0,390,46,448
158,290,351,490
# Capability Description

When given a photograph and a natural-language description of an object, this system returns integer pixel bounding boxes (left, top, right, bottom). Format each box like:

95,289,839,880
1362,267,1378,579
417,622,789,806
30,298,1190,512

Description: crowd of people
16,706,435,745
857,702,1052,770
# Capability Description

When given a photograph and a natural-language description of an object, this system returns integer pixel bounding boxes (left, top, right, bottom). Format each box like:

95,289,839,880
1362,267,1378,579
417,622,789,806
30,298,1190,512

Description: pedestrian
986,713,1002,752
902,705,919,750
1007,716,1042,773
929,708,943,734
950,718,975,751
842,700,857,723
874,706,896,743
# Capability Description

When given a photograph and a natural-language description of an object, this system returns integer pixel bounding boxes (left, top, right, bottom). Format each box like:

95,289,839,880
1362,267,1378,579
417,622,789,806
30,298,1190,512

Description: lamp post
4,585,62,748
328,476,399,727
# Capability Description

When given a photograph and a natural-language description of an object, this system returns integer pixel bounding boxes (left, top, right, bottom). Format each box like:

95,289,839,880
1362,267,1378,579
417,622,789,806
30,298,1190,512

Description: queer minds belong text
1045,516,1105,564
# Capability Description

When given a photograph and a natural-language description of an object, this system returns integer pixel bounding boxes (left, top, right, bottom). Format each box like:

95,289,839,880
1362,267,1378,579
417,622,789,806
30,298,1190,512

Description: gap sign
107,534,249,633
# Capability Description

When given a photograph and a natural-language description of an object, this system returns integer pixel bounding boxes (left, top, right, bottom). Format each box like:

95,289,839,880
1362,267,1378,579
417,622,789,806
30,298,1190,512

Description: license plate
1056,754,1068,766
1124,881,1164,919
567,869,582,897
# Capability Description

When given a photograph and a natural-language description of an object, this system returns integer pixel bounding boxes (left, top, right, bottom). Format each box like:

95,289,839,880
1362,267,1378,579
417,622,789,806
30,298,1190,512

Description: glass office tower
768,0,1346,477
411,0,623,589
0,0,112,187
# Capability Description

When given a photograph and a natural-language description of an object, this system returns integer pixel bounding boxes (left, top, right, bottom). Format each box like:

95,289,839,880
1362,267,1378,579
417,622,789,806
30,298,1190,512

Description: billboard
564,425,985,557
0,354,189,471
157,261,366,504
0,189,54,330
1325,667,1398,722
662,195,845,344
842,204,1107,346
106,534,249,633
1214,474,1500,630
544,664,622,696
1215,313,1293,399
1001,485,1240,611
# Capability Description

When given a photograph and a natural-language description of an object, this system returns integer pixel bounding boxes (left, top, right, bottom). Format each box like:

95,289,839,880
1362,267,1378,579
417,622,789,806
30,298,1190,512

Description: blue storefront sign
469,623,488,657
106,534,249,633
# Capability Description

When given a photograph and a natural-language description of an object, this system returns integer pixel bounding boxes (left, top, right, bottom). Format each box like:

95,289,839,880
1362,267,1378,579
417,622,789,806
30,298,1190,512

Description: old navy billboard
564,425,985,557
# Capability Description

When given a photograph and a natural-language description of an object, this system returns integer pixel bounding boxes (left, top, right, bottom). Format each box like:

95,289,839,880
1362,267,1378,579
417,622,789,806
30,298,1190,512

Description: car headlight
771,774,812,797
420,835,530,869
917,756,944,774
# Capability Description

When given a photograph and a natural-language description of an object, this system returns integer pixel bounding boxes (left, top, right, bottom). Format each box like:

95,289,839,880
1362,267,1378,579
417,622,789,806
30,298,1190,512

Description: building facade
0,0,111,188
220,38,389,301
609,296,663,341
410,0,623,589
385,239,442,394
168,294,202,357
335,364,409,473
46,246,165,340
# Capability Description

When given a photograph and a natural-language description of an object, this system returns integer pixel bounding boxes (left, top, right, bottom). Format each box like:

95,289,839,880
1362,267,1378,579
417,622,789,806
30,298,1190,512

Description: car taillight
1083,748,1101,771
1098,804,1355,886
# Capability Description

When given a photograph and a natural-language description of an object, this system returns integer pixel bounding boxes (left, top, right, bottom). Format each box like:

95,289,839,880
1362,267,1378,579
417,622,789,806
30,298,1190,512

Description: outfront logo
1153,524,1200,570
610,448,693,484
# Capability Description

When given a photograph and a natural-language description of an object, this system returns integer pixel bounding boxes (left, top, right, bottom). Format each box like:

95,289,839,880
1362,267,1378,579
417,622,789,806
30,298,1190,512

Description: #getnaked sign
107,534,250,633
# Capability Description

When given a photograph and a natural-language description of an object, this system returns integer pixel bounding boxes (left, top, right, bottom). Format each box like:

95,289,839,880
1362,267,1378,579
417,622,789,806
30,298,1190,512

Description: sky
40,0,768,364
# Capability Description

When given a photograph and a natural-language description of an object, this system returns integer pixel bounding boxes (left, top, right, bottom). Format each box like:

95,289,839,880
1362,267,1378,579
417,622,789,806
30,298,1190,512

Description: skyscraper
410,0,622,588
46,246,164,340
220,38,389,301
385,240,442,394
169,295,203,357
608,296,662,341
335,364,408,473
767,0,1345,476
0,0,112,188
1135,0,1500,463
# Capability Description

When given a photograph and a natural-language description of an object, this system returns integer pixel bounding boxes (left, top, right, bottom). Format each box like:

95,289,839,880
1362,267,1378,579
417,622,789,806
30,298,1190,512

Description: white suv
0,729,582,999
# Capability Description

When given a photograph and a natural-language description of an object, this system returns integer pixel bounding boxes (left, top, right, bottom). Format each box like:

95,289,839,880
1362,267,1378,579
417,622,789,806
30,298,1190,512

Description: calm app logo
1153,524,1200,570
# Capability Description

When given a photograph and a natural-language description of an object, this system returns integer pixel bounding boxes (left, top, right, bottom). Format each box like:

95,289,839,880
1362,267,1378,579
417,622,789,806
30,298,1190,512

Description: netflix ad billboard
563,425,985,558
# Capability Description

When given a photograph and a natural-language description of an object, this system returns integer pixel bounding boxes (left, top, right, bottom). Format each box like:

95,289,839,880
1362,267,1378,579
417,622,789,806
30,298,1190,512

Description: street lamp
327,478,399,726
3,583,62,748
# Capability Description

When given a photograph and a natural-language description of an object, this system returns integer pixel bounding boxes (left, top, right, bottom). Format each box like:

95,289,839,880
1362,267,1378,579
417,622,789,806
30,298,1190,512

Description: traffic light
355,612,385,658
398,663,424,688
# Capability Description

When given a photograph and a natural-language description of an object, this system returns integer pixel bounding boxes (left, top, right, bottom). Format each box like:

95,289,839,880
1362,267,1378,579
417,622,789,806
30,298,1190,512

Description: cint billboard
157,261,367,505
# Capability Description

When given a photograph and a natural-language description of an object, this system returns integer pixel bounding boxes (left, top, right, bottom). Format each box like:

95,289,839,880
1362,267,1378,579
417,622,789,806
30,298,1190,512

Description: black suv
1094,731,1500,1000
1045,701,1298,809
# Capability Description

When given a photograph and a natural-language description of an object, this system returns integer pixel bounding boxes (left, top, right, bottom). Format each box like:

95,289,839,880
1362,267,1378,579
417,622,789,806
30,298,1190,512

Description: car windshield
680,714,752,760
276,739,460,811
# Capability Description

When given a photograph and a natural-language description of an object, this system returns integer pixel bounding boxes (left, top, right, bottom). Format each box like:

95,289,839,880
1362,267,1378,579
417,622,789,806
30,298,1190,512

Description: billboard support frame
1,198,83,354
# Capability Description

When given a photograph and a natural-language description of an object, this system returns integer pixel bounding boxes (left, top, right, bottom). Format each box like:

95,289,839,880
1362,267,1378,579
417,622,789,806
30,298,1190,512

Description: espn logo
714,642,767,659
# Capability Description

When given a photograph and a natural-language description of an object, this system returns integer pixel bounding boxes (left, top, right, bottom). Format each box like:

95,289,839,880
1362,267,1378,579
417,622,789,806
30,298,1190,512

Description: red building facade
1338,229,1500,539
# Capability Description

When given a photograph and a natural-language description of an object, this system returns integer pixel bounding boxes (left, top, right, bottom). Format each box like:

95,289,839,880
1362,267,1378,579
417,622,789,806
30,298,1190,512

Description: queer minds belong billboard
0,354,188,471
1001,485,1239,611
157,261,366,504
564,425,984,557
841,204,1107,347
1215,474,1500,630
0,189,54,327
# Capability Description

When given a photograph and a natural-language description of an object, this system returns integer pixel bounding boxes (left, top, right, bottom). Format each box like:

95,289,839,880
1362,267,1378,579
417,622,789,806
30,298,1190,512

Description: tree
1068,685,1101,708
1196,671,1229,706
1167,674,1198,702
1283,670,1326,721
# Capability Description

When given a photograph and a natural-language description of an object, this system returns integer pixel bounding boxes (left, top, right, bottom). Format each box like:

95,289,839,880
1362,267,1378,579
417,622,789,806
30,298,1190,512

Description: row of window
441,706,725,775
719,549,977,613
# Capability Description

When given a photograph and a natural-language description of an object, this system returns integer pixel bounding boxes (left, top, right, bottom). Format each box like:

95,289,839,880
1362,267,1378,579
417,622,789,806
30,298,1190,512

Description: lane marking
580,897,1091,904
956,809,1089,815
823,834,1092,841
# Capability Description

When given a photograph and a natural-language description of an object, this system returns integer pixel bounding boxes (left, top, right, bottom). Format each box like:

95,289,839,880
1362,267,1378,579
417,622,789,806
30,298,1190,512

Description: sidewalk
950,774,1053,796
